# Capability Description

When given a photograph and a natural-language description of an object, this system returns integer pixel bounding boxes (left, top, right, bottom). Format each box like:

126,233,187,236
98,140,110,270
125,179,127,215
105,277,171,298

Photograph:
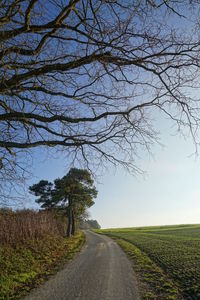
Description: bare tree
1,0,200,203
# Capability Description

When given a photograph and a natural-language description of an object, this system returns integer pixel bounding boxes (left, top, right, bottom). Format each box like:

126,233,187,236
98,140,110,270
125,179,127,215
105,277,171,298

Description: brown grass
0,208,68,245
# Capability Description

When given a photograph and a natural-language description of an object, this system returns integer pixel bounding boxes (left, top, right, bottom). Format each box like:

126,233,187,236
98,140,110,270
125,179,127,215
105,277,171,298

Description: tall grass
0,208,68,244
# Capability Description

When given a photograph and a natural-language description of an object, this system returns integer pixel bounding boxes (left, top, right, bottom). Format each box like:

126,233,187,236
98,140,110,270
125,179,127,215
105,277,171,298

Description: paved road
24,231,140,300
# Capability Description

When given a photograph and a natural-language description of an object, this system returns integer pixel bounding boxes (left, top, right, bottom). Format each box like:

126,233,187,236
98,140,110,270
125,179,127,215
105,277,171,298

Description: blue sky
22,2,200,229
89,122,200,228
27,113,200,229
90,135,200,229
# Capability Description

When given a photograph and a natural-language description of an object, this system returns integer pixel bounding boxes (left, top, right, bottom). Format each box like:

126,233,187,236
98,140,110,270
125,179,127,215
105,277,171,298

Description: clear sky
89,122,200,228
27,112,200,229
22,3,200,229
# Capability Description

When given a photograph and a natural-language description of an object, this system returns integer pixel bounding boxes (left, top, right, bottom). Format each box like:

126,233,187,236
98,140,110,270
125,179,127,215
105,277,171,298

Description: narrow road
24,231,140,300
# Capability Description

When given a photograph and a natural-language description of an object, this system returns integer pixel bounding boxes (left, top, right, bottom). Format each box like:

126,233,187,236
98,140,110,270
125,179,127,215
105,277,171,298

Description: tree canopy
1,1,200,203
29,168,98,236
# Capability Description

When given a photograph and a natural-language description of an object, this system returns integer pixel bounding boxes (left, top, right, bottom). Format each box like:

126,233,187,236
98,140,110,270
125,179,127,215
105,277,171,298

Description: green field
97,224,200,300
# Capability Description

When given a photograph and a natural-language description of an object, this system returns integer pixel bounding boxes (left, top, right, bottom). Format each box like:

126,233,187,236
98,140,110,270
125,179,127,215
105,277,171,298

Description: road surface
24,230,140,300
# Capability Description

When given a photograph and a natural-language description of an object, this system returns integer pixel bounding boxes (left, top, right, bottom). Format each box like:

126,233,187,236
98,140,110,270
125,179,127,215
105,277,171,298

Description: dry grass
0,208,68,245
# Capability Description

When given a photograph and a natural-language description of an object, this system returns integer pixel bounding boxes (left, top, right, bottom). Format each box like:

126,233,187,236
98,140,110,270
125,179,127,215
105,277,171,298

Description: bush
0,209,68,245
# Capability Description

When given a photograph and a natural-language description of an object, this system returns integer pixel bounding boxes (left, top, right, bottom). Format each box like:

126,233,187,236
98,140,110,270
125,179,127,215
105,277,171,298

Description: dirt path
24,230,140,300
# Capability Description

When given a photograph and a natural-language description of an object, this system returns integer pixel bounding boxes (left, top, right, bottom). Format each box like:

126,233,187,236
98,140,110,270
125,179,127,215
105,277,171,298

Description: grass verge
0,231,85,300
96,231,183,300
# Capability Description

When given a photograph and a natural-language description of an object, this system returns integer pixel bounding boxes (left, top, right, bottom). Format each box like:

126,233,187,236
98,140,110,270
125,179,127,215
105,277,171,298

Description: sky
89,4,200,229
90,134,200,229
20,2,200,229
27,113,200,229
89,122,200,229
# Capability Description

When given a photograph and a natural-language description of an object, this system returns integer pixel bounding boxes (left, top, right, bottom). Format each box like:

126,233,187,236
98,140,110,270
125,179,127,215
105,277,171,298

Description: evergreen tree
29,168,97,237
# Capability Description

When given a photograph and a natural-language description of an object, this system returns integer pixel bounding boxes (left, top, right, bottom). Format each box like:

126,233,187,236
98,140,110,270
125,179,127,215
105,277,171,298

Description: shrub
0,209,68,245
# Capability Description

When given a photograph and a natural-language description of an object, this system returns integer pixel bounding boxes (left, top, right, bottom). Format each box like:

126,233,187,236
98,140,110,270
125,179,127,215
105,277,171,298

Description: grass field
97,224,200,300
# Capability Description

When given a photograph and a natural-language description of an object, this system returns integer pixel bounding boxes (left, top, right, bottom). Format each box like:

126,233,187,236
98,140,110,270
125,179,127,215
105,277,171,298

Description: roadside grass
96,224,200,299
0,231,85,300
109,237,182,300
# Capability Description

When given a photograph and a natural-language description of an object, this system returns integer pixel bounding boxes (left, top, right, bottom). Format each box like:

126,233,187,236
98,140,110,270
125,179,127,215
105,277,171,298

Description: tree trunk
71,209,75,235
67,206,72,238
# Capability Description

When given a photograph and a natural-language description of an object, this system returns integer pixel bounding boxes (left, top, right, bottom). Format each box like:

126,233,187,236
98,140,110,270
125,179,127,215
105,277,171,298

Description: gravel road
24,230,140,300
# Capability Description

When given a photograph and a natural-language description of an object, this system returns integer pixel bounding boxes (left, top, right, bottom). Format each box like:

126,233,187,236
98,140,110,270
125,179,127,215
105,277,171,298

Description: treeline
80,219,101,229
0,208,68,245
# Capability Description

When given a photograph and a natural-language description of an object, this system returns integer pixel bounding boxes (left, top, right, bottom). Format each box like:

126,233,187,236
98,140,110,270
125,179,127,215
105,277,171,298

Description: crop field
97,225,200,300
